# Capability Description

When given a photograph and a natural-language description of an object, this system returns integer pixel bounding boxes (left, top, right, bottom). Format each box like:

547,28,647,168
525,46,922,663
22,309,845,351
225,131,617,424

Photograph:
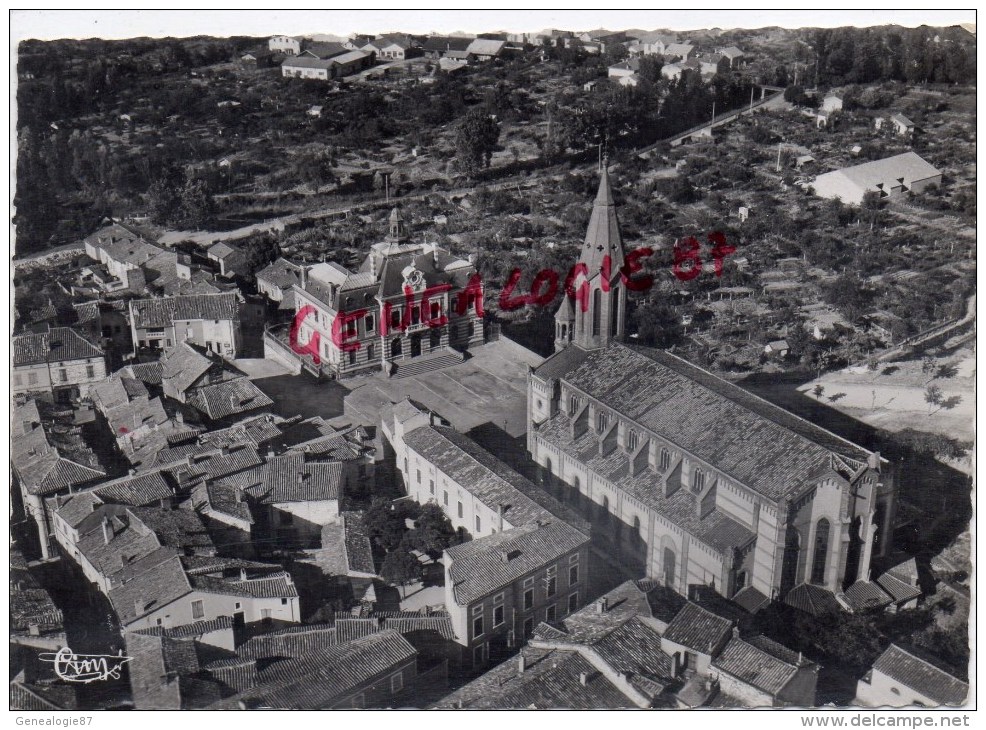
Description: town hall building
528,168,897,612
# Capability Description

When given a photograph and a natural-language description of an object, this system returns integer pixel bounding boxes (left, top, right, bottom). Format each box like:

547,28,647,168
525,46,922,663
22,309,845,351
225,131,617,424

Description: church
527,168,896,611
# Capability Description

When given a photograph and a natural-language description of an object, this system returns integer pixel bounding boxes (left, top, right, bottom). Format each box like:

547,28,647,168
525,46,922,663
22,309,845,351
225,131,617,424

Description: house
531,170,896,612
717,46,745,68
465,38,506,60
661,62,686,80
363,35,419,61
280,56,337,81
299,41,347,60
811,152,942,205
329,50,375,77
875,558,922,612
10,546,65,649
421,35,473,59
535,29,574,47
13,327,107,400
128,291,242,357
608,59,640,85
385,399,590,670
345,34,376,50
663,43,695,61
83,221,166,294
269,35,305,56
277,208,484,379
763,340,789,357
821,94,844,113
628,33,679,56
240,49,275,67
159,342,273,424
855,644,968,707
257,258,306,306
89,372,169,452
890,112,916,136
712,634,819,706
206,242,247,279
699,54,729,77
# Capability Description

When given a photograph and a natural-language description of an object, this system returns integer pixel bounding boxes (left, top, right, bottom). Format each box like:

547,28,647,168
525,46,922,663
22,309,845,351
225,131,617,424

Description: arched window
597,410,608,433
691,468,705,493
633,515,641,536
626,429,638,451
660,448,671,471
663,547,676,587
569,395,579,415
811,518,830,585
592,289,601,336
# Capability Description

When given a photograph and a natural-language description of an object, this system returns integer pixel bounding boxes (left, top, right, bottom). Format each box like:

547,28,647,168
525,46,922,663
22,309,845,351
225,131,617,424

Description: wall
12,357,107,397
128,590,298,632
716,670,775,707
855,671,939,708
125,632,183,709
330,659,417,709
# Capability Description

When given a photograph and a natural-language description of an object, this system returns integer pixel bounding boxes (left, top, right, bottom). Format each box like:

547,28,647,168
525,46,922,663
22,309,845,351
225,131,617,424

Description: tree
363,500,408,552
813,384,825,400
924,384,943,414
409,503,457,558
380,541,421,599
454,108,500,173
921,356,938,383
632,301,684,349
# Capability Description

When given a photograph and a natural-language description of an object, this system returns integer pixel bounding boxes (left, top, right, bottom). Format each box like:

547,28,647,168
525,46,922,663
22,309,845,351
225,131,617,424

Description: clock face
404,269,425,290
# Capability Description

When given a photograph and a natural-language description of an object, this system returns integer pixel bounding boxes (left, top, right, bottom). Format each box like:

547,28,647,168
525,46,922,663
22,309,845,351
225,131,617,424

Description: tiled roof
91,374,148,410
433,647,633,709
547,581,654,644
818,152,939,190
130,292,240,328
108,555,192,625
403,425,588,532
712,636,798,697
784,583,842,617
125,362,164,385
217,453,342,504
191,481,253,524
132,615,234,638
185,378,274,421
187,572,298,599
872,645,968,706
239,624,338,660
422,35,473,52
103,397,170,437
592,616,675,681
662,602,734,654
445,520,589,605
302,41,347,59
732,586,771,614
334,617,383,644
381,614,456,641
539,343,873,502
13,327,104,366
317,512,376,576
466,38,505,55
11,408,107,495
876,573,922,604
228,629,417,709
746,634,811,667
256,258,305,290
10,550,64,634
842,580,893,612
160,342,218,394
182,444,264,482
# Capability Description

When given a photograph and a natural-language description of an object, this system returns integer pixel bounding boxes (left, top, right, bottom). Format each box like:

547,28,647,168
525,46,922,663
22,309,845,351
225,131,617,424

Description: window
58,369,68,383
592,289,601,336
281,598,288,605
476,515,481,532
467,321,475,337
443,491,448,506
546,566,557,597
890,688,900,696
569,395,579,415
166,339,172,347
569,564,579,586
523,617,534,638
367,343,375,361
390,673,403,694
546,605,556,622
429,479,435,495
473,615,484,638
416,469,421,484
493,605,504,627
660,448,671,471
191,600,204,619
457,502,463,519
235,602,241,610
568,592,579,614
27,372,38,385
691,468,705,493
391,308,402,328
86,365,95,379
633,515,641,536
811,518,831,585
348,351,357,365
365,313,375,333
597,410,608,433
524,589,534,610
404,458,408,474
156,618,163,626
663,547,676,587
626,429,637,451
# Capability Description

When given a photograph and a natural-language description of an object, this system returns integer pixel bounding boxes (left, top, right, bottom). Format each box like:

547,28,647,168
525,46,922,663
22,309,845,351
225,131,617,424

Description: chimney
54,495,64,509
797,651,803,665
517,654,527,674
240,568,247,581
595,597,608,614
500,549,511,564
120,554,128,569
579,671,588,686
867,451,880,470
732,626,740,639
175,411,184,424
102,516,113,544
497,504,505,531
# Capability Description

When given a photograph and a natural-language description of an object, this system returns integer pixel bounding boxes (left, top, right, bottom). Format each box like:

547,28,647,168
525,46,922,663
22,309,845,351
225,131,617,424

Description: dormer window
596,411,608,433
691,468,705,493
626,429,638,451
569,395,579,415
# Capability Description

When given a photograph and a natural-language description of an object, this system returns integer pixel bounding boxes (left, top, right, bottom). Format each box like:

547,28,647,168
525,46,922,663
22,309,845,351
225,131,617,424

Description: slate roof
445,520,590,605
224,630,417,709
662,602,734,654
185,378,274,421
130,292,240,328
713,636,799,697
403,425,588,532
537,342,874,503
217,453,342,504
13,327,104,366
872,644,968,706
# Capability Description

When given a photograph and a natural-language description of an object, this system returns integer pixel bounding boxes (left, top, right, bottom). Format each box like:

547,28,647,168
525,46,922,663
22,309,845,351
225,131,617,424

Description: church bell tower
557,165,627,351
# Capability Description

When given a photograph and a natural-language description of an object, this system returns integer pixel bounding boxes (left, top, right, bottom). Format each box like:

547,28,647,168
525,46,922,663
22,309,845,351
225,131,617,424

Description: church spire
578,165,625,277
